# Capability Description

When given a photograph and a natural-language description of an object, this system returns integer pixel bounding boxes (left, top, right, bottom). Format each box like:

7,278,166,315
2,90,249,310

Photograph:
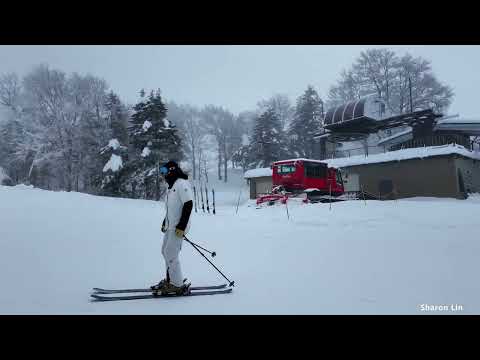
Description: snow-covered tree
0,71,47,185
99,138,128,196
124,89,183,200
0,65,113,192
0,117,30,183
257,94,294,131
201,105,232,182
328,48,454,115
165,102,208,181
227,115,248,170
0,166,12,185
247,108,289,169
288,86,324,158
232,143,251,172
105,91,129,145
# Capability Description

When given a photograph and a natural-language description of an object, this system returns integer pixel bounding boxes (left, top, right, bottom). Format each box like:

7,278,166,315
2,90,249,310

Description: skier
151,160,194,295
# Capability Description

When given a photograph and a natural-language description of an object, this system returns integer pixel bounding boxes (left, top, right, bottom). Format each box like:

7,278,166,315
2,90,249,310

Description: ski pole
284,197,290,220
205,185,210,213
329,183,332,211
193,186,198,213
184,235,235,287
183,236,216,257
212,189,216,215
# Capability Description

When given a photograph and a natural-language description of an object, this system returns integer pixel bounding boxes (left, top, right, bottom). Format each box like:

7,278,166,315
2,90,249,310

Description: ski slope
1,176,479,314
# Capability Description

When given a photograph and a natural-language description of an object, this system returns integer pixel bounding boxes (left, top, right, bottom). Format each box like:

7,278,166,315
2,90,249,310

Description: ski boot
154,281,191,296
151,277,188,291
150,278,168,291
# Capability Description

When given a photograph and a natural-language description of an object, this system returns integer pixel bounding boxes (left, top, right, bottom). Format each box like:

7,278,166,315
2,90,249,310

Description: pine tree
288,86,324,158
96,92,131,197
105,91,129,145
124,89,183,200
232,144,251,172
247,108,288,169
0,118,28,184
99,138,128,197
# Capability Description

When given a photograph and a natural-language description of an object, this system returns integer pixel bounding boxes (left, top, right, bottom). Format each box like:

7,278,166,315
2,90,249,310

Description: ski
91,288,232,302
92,283,228,294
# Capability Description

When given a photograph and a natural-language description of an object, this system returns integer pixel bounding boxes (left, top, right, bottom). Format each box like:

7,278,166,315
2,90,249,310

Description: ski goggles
159,166,176,175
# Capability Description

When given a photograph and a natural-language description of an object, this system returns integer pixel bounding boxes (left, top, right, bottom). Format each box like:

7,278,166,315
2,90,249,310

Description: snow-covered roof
434,117,480,135
244,145,480,177
274,158,327,164
325,144,480,169
244,168,272,178
435,117,480,125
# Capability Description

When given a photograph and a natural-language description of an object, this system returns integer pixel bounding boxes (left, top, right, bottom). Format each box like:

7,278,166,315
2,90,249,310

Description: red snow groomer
256,159,345,205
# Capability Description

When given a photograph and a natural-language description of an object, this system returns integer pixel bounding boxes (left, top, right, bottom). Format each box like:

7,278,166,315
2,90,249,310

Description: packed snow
103,154,123,173
1,170,479,314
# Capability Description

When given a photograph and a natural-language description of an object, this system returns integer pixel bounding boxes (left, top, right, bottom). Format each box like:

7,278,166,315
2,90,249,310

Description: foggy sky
1,45,480,117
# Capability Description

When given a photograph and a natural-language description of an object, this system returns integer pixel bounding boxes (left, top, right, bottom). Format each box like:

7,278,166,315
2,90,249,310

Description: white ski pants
162,230,184,286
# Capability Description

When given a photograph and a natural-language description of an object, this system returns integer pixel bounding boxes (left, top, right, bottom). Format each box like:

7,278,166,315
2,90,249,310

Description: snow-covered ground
1,176,479,314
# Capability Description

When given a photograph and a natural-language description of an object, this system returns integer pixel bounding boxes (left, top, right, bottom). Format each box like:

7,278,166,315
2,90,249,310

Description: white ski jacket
164,178,194,233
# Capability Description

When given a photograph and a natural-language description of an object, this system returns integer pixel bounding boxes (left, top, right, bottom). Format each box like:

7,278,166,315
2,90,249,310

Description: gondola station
245,95,480,203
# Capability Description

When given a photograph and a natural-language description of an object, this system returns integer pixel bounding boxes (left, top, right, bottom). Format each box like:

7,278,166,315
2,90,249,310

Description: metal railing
323,138,474,160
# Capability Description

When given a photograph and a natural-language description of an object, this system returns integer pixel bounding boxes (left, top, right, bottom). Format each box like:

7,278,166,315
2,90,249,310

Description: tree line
0,48,454,199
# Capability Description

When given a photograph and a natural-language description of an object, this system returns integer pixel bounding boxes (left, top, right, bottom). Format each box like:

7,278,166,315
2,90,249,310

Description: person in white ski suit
152,161,194,295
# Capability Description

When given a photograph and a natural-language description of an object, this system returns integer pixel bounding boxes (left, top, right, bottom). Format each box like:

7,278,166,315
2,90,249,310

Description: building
314,94,480,161
244,168,273,200
325,144,480,200
243,145,480,200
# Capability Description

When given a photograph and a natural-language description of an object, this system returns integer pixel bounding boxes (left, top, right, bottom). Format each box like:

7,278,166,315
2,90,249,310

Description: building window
305,163,327,178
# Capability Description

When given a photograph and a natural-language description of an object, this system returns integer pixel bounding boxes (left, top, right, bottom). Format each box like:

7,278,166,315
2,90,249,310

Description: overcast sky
1,45,480,117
